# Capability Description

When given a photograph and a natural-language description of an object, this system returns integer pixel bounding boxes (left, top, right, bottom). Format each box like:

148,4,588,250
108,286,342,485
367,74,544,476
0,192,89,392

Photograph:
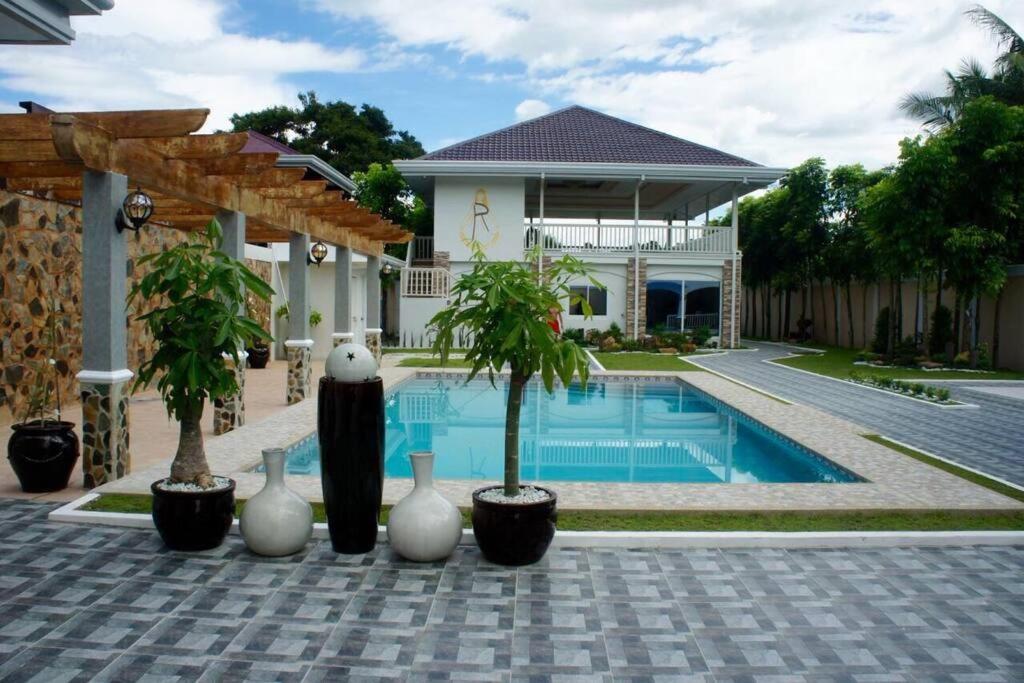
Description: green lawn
773,344,1024,380
592,352,703,372
397,357,474,368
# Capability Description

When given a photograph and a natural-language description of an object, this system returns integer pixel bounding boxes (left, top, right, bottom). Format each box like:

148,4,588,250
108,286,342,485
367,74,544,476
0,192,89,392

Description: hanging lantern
115,188,154,232
309,240,328,266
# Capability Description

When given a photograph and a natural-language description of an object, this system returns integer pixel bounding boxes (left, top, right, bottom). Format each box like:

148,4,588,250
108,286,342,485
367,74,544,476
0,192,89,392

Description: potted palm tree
430,246,597,565
7,295,79,492
130,219,273,551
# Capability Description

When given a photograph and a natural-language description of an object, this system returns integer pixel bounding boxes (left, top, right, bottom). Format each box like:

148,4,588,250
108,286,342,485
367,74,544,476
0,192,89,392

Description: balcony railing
401,267,451,298
410,235,434,262
524,222,732,255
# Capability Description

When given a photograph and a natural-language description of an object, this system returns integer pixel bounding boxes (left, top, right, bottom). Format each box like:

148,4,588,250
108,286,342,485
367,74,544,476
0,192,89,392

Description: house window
569,286,607,316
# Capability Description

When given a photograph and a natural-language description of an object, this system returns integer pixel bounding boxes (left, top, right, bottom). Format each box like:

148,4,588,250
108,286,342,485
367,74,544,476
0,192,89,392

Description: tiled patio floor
2,500,1023,681
689,342,1024,486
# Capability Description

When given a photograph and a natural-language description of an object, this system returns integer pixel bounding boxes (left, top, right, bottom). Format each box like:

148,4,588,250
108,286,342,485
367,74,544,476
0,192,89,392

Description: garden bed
847,371,963,405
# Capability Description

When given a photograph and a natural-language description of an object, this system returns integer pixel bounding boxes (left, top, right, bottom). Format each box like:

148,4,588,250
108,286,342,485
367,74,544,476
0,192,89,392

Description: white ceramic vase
240,447,313,556
387,451,463,562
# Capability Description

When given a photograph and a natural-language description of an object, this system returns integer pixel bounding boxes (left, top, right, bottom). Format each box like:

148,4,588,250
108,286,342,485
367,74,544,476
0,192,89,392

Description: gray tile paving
0,500,1023,680
689,343,1024,486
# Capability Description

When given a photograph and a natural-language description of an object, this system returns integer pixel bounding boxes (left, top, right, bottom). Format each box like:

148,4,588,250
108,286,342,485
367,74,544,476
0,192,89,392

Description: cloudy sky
1,0,1021,170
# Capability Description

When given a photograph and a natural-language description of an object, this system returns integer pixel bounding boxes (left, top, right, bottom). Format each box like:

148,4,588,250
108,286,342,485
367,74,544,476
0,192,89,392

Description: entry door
350,274,365,344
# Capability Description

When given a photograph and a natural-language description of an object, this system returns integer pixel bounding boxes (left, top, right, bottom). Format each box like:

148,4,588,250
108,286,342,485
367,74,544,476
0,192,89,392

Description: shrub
871,307,890,354
606,322,624,343
621,339,642,352
876,377,893,389
925,386,937,399
928,304,953,357
562,328,585,343
953,351,970,368
600,336,620,352
584,328,602,346
936,387,951,402
682,343,697,353
849,370,864,382
894,336,919,367
692,325,712,346
977,343,993,370
910,383,926,395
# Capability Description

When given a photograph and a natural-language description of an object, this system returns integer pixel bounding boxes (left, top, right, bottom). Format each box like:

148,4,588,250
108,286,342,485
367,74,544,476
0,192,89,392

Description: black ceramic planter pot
7,420,79,493
471,486,557,566
151,478,236,551
318,376,385,553
247,346,270,369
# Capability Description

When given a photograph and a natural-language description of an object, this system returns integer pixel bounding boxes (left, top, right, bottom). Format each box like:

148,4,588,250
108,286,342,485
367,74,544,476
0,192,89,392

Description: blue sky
0,0,1020,168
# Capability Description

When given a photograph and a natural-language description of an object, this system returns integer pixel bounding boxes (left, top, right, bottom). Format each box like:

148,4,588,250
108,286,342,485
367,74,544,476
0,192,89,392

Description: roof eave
275,154,356,193
392,159,787,185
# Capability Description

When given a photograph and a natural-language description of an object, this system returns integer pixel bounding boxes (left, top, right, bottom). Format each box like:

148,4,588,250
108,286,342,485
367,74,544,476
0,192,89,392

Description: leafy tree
130,221,273,487
779,158,830,338
229,91,425,176
351,162,434,258
430,246,595,496
942,225,1006,367
901,5,1024,130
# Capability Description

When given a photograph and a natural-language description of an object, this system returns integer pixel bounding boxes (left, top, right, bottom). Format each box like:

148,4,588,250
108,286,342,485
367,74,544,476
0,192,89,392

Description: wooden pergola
0,108,412,254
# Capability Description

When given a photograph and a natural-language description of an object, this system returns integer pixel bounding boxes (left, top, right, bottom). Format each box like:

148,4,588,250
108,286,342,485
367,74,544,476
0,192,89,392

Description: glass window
568,286,607,316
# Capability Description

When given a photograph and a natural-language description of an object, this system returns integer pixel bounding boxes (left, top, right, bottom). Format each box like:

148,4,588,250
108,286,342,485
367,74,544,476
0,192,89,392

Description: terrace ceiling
0,108,411,255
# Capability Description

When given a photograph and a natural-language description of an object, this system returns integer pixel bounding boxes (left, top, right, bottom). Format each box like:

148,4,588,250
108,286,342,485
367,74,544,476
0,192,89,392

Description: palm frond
966,4,1024,75
898,92,956,130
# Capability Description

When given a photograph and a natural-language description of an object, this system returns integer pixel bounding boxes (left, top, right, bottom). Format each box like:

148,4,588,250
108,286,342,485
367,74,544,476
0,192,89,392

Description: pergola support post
213,210,246,434
332,245,353,348
365,254,382,363
285,234,312,404
78,170,132,488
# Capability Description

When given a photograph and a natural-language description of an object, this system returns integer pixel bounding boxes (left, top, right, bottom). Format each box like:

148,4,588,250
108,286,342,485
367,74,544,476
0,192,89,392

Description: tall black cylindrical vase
317,376,385,553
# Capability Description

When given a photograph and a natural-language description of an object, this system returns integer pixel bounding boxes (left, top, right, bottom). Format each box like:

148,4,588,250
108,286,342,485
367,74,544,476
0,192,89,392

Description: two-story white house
393,106,786,348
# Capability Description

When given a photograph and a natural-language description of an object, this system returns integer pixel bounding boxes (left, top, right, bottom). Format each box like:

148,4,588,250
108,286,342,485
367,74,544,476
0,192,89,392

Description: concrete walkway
2,500,1023,681
687,343,1024,487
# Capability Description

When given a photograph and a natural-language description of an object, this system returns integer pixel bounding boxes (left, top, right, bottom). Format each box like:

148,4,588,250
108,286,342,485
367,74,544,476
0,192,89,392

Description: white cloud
514,99,551,121
0,0,365,131
312,0,1023,169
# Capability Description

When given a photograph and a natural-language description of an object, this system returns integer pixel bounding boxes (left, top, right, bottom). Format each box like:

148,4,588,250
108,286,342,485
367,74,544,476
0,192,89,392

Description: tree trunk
170,400,212,487
783,289,792,340
817,279,828,343
861,282,868,349
833,285,840,346
887,278,897,360
953,293,962,355
845,284,855,348
750,286,758,339
992,287,1003,369
801,285,808,323
969,297,980,370
764,286,772,340
777,288,784,340
935,268,943,310
503,370,525,496
895,278,904,342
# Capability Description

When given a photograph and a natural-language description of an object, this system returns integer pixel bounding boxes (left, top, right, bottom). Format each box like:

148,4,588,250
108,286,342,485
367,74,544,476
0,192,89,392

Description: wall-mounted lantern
116,187,154,232
308,240,328,267
381,263,393,275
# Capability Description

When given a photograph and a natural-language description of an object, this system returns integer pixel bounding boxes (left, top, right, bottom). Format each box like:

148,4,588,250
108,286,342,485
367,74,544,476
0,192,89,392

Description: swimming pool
271,376,860,484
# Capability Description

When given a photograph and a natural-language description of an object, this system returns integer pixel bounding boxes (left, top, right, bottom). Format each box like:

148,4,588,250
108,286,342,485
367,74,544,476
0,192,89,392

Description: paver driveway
0,500,1023,681
687,343,1024,486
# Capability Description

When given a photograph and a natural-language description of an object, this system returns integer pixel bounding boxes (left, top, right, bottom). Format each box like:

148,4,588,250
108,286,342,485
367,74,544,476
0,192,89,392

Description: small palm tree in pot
430,246,598,565
130,219,273,550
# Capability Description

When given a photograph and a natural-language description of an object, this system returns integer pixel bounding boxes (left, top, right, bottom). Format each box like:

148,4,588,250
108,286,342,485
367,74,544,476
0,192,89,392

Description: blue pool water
276,378,860,484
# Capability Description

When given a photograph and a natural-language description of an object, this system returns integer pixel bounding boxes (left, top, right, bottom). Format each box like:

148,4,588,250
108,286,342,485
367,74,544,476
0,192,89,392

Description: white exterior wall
434,176,526,262
562,264,628,333
646,263,722,285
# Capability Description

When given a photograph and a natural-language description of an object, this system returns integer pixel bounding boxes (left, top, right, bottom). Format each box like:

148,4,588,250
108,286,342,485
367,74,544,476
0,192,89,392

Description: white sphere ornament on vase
240,448,313,556
325,342,378,382
387,451,463,562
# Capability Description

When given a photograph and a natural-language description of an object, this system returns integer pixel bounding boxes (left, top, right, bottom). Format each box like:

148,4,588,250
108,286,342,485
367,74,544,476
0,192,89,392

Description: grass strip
772,345,1024,380
81,493,1024,531
397,357,474,368
591,352,703,372
863,434,1024,504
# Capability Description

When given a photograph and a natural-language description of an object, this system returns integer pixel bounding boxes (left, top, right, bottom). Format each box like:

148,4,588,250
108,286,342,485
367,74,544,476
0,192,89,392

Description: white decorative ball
325,342,378,382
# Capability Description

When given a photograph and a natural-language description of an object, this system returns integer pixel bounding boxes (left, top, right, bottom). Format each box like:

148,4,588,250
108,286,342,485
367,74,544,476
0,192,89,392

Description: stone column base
721,257,742,349
332,332,354,348
213,353,246,435
365,328,383,364
78,370,132,489
284,340,313,405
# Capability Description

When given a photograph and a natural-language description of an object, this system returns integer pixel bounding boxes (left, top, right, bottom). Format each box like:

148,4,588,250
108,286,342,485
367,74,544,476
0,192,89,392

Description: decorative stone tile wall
0,190,275,420
286,345,312,404
625,257,647,338
365,331,382,364
721,257,741,349
431,250,450,270
80,380,130,488
244,259,272,336
212,356,245,435
332,333,354,348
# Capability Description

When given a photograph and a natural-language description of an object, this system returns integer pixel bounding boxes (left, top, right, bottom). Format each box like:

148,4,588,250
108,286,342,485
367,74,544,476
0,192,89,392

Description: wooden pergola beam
194,153,278,175
262,182,328,198
0,109,209,140
210,167,307,189
140,133,249,159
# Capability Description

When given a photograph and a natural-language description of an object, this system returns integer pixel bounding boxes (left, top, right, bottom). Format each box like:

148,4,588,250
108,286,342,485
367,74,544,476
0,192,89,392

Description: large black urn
317,343,385,554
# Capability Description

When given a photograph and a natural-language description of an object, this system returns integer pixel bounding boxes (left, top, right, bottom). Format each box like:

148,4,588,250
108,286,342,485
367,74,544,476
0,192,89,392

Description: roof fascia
393,159,787,184
275,154,356,193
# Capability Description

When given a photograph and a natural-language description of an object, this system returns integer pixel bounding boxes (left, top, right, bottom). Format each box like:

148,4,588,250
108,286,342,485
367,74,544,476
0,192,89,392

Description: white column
285,234,312,404
332,245,353,347
730,183,739,349
538,173,546,274
213,210,246,434
633,178,641,340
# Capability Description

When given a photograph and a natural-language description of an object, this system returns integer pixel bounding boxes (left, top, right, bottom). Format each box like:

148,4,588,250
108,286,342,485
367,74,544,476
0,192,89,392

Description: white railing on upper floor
401,267,451,298
523,222,733,255
410,235,434,262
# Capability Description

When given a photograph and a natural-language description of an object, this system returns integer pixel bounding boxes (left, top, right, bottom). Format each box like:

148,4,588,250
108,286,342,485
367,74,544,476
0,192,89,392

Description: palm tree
900,5,1024,130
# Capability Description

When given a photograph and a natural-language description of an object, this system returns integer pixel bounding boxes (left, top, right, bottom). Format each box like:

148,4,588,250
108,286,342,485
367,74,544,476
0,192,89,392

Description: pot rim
151,477,236,496
11,420,76,432
471,484,557,508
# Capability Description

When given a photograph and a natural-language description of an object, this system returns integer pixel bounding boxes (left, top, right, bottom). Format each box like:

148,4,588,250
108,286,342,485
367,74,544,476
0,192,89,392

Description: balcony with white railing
523,222,733,255
401,267,451,298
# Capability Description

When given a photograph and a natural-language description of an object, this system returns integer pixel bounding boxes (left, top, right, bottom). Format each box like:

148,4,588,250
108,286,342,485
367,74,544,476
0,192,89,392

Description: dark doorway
646,281,682,331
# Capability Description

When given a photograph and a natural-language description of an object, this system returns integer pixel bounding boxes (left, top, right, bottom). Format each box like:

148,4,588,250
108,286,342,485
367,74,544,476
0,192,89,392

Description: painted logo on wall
459,188,501,250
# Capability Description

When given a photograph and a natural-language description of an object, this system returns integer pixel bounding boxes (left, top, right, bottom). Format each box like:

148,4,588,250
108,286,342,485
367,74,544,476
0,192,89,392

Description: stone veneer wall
720,257,742,349
625,257,647,338
1,190,273,419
